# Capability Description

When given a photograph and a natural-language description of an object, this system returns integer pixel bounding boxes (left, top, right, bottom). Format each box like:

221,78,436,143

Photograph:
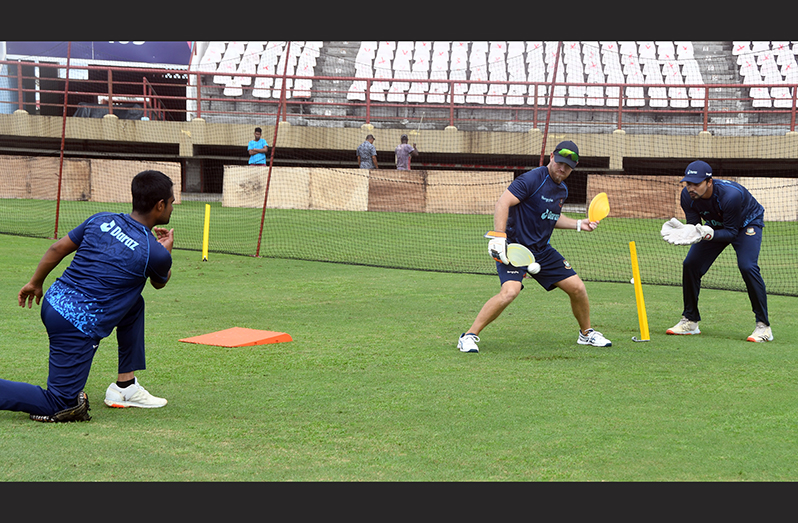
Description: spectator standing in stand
395,134,419,170
357,134,379,169
248,127,270,165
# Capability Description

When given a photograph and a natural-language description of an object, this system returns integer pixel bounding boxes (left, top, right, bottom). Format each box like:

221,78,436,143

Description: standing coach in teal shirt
248,127,270,165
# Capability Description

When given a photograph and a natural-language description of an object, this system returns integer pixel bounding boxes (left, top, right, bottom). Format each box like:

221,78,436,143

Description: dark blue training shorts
497,244,577,291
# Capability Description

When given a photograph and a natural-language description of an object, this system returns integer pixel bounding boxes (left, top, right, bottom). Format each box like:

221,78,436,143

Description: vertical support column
609,128,625,171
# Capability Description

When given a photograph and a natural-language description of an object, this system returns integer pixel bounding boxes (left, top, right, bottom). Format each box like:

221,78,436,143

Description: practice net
1,40,796,297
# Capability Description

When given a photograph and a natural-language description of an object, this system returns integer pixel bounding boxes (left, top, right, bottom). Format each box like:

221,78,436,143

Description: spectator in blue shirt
248,127,270,165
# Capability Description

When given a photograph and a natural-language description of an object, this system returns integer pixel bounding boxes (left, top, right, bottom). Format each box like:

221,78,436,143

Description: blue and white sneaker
577,328,612,347
457,333,480,353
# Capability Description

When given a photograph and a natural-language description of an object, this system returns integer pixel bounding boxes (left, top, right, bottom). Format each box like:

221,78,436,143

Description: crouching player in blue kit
3,170,175,422
666,160,772,342
457,141,612,354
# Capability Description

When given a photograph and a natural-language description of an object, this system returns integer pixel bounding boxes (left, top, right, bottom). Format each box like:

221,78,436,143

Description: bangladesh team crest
563,260,572,270
745,227,756,236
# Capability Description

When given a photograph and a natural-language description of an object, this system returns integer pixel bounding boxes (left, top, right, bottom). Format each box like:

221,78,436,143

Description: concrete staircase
307,41,359,124
691,41,750,132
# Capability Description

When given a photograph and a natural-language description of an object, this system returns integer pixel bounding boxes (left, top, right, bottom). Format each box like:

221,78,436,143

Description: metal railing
2,59,798,134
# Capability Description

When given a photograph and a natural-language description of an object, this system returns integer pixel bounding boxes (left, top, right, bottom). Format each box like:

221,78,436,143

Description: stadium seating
731,41,798,108
201,41,323,100
191,41,798,112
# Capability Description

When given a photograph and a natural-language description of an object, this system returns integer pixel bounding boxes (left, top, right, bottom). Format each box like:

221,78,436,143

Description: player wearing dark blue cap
457,140,612,354
666,160,772,342
2,170,176,422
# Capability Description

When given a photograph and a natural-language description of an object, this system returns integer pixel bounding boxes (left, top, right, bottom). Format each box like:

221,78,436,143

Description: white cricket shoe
457,333,480,353
747,322,773,342
577,329,612,347
666,316,701,335
104,378,168,408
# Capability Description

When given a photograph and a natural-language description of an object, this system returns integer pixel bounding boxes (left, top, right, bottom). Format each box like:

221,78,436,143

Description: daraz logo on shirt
541,209,560,221
100,219,140,251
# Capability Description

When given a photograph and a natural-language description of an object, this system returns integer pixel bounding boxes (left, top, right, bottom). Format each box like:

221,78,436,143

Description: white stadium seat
663,64,688,108
682,60,705,108
582,42,601,66
646,71,668,108
656,41,676,61
642,59,662,82
466,62,488,104
213,59,236,85
759,59,781,79
745,73,771,108
739,57,759,79
623,63,644,107
675,41,695,60
619,41,638,63
507,41,525,61
751,41,771,53
565,64,586,106
432,41,450,64
526,41,544,55
450,69,468,104
427,65,448,104
486,70,508,105
527,59,547,105
544,41,560,64
546,65,566,106
732,41,751,56
415,41,433,56
586,69,605,107
562,41,581,64
638,41,657,60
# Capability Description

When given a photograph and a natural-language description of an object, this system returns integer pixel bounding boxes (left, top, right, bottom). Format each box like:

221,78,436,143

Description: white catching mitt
660,218,684,238
660,218,701,245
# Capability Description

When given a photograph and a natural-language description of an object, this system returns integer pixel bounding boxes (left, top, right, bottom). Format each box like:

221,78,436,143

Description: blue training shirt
44,212,172,340
680,179,765,243
248,138,268,164
505,165,568,253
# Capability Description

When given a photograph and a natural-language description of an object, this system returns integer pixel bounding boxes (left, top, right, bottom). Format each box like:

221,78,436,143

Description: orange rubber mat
179,327,292,347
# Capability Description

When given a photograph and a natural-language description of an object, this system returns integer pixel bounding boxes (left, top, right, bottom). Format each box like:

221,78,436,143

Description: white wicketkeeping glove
671,226,702,245
660,218,685,240
485,231,509,264
661,218,701,245
696,224,715,241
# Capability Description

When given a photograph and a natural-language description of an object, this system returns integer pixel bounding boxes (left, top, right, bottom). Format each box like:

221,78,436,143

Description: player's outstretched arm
554,214,597,231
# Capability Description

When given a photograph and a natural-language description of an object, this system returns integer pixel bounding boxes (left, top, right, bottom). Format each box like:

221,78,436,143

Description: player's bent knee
738,263,759,275
556,275,586,296
498,281,522,302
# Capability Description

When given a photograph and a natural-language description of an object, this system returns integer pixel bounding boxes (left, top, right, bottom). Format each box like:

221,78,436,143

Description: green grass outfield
1,234,797,481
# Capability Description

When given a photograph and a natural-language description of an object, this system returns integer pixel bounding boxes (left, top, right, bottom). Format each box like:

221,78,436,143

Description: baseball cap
553,141,579,168
681,160,713,183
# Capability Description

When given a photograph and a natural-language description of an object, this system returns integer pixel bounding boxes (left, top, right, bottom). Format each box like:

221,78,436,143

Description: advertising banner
5,41,192,66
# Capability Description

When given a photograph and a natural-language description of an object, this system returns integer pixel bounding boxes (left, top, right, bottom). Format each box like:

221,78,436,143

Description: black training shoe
30,391,91,423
